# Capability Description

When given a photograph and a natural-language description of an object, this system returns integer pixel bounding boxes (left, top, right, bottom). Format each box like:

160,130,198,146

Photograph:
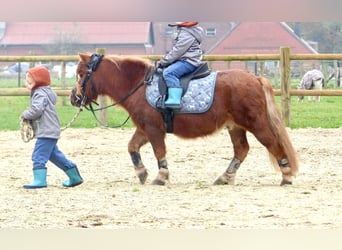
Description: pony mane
105,55,151,71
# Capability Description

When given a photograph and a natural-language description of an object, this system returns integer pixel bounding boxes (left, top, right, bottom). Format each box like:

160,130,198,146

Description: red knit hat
168,22,199,27
27,66,51,87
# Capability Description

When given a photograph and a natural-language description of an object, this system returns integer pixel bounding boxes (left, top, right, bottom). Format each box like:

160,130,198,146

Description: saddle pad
146,72,217,114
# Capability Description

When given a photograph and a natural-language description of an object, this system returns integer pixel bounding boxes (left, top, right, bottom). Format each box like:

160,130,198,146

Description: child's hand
20,117,34,143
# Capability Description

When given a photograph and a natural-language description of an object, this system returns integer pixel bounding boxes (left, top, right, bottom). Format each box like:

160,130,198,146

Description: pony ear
79,53,91,63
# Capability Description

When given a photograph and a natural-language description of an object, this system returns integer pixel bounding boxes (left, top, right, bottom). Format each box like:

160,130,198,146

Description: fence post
96,48,107,127
280,47,291,126
336,61,341,88
61,61,67,106
274,61,280,88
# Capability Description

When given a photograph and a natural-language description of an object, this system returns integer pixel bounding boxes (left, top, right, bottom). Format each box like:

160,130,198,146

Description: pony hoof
135,167,148,184
151,179,166,185
213,178,228,185
213,173,235,185
280,179,292,186
151,168,169,186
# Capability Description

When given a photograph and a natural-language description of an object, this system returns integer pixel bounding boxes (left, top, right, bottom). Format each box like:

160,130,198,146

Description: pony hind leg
213,126,249,185
259,76,299,185
251,127,296,186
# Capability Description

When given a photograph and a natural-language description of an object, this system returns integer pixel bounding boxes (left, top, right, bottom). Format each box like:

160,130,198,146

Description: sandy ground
1,127,342,229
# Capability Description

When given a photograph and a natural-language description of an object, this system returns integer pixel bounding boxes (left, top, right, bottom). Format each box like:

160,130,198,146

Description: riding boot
23,169,47,189
63,167,83,187
165,87,183,109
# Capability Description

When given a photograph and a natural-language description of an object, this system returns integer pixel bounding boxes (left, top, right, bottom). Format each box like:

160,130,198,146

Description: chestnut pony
70,53,299,186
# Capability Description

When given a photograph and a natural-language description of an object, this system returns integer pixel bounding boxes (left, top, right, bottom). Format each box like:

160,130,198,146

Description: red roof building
0,22,318,73
208,22,317,54
206,22,318,71
0,22,153,56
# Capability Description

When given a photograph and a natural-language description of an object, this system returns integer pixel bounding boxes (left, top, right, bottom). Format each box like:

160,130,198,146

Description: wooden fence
1,47,342,126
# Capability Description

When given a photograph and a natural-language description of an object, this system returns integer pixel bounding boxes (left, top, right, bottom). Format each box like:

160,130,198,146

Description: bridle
74,53,104,108
75,53,155,128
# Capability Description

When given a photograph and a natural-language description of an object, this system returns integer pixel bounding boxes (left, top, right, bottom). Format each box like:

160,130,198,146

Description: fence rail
1,47,342,126
2,88,341,97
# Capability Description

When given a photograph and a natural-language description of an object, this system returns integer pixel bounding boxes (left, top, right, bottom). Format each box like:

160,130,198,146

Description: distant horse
298,69,325,102
70,53,299,186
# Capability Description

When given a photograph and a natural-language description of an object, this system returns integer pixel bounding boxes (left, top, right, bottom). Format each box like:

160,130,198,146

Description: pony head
70,53,102,107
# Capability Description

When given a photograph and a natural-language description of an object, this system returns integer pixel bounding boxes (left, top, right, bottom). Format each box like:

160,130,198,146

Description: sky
1,0,342,22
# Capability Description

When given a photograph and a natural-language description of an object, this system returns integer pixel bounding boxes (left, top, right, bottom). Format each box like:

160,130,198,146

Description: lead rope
21,63,154,142
20,118,35,143
20,105,84,143
60,106,84,131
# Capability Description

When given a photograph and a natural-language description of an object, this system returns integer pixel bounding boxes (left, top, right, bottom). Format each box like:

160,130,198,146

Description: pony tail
259,77,299,176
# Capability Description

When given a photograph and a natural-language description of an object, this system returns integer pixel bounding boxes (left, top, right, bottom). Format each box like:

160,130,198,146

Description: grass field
0,95,134,131
0,94,341,131
280,96,342,128
0,77,341,130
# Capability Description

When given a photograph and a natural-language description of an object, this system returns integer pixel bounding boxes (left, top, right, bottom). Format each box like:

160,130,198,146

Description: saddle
156,61,211,109
154,61,211,133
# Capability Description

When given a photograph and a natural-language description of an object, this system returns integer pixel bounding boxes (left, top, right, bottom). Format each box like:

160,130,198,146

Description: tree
46,24,83,55
288,22,342,53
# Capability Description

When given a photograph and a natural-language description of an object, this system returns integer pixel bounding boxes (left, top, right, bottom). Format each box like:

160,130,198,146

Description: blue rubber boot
23,169,47,189
63,167,83,187
165,88,183,109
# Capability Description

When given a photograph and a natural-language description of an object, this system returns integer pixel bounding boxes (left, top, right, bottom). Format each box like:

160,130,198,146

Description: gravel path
1,127,341,228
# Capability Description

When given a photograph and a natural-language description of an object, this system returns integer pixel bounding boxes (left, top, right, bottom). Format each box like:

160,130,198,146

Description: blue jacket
22,86,60,139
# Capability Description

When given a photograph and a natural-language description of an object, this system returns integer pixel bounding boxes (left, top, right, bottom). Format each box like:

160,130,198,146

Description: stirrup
164,103,181,109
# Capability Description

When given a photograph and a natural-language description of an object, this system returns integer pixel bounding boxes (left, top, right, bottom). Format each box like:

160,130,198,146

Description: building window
206,28,216,37
164,28,174,37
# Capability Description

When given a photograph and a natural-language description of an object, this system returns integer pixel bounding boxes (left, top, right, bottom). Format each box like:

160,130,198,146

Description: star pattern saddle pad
146,72,218,114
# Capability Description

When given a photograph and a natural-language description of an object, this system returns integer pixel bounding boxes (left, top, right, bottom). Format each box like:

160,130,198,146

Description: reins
21,55,155,142
76,53,155,129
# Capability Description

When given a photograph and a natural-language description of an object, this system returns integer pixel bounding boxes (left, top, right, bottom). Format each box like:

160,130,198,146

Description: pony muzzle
70,87,86,107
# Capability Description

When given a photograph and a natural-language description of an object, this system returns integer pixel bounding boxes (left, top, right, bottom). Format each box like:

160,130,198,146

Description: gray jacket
22,86,60,139
160,25,204,67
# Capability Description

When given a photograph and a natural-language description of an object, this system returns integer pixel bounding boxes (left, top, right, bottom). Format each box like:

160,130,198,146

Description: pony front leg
130,152,148,184
151,158,169,185
128,129,149,184
146,128,169,186
128,127,169,185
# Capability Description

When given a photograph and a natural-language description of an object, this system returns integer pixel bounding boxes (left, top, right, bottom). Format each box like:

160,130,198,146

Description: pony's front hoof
151,168,169,186
280,174,293,186
151,179,166,185
135,167,148,184
213,178,227,185
213,173,235,185
280,179,292,186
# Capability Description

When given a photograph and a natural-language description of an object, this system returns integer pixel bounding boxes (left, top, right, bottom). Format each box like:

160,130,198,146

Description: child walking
21,66,83,189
